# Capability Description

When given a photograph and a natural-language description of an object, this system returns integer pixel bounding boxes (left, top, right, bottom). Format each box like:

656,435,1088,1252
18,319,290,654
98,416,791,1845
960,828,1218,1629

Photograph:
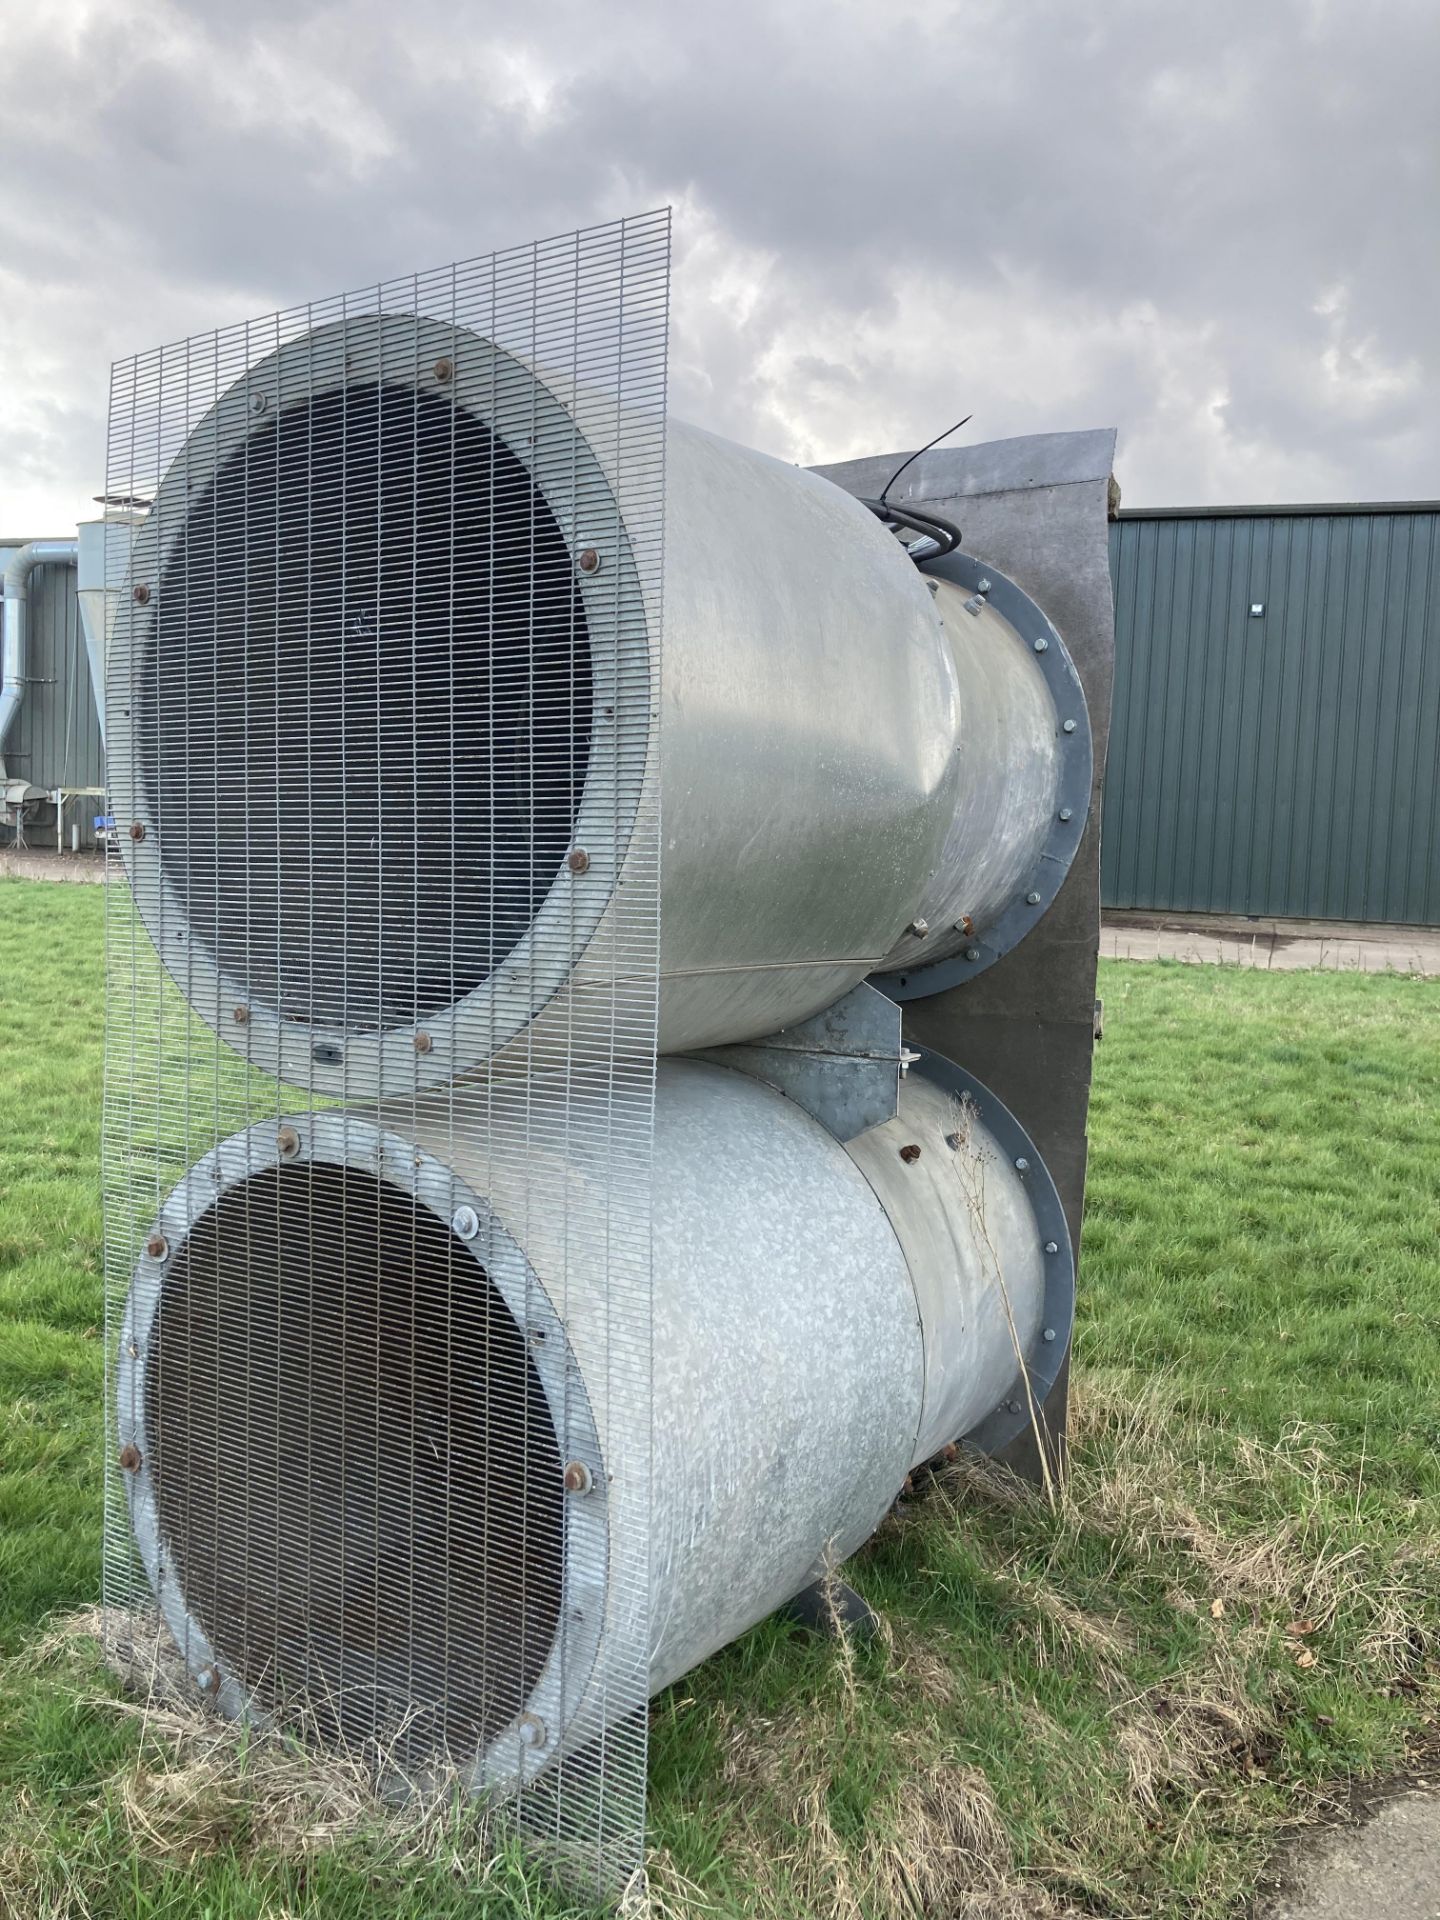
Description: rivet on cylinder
516,1712,547,1749
1014,1156,1029,1172
413,1031,433,1054
129,821,146,841
566,848,591,875
577,547,601,575
232,1005,250,1025
131,584,151,606
145,1232,169,1261
563,1461,593,1495
275,1126,301,1160
118,1444,142,1472
433,357,454,383
1063,718,1077,734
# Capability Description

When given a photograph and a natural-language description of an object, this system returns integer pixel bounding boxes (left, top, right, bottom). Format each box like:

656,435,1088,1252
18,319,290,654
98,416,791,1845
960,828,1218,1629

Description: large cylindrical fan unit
109,313,1089,1096
118,1052,1071,1784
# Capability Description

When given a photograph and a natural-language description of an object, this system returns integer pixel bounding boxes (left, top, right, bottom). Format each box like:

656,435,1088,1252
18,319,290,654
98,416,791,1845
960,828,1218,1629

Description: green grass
1,878,1437,1918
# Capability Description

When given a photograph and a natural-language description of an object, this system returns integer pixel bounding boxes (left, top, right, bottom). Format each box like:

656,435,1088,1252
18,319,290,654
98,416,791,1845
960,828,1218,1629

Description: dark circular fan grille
146,1163,565,1764
140,381,594,1031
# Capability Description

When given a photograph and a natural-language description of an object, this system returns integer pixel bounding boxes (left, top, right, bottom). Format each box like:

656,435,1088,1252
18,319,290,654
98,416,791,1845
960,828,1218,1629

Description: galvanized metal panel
1104,509,1440,926
0,549,104,844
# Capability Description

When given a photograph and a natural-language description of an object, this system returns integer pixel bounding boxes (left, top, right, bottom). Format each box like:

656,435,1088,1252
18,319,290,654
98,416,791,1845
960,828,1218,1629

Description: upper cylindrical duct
108,315,1087,1094
118,1051,1071,1789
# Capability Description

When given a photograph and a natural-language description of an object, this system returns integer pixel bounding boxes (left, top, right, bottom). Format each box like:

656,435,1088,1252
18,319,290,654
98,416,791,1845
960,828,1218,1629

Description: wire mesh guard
102,211,668,1893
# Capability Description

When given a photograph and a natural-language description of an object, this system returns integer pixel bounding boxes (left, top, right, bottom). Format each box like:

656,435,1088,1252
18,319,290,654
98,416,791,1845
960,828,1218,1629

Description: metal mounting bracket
687,982,915,1142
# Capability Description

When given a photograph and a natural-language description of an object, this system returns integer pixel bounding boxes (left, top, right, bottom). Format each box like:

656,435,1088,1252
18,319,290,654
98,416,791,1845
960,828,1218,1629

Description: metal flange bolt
275,1126,301,1160
413,1031,433,1054
577,547,601,575
132,584,150,606
433,357,454,383
145,1232,169,1262
119,1444,142,1472
567,847,590,874
563,1461,593,1495
515,1712,547,1749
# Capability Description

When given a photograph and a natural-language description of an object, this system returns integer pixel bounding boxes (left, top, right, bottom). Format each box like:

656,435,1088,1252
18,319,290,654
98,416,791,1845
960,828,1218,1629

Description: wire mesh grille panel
103,210,668,1890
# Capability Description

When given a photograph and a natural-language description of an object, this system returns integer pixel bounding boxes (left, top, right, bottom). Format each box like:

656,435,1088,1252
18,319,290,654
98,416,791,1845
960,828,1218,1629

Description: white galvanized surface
119,1051,1060,1781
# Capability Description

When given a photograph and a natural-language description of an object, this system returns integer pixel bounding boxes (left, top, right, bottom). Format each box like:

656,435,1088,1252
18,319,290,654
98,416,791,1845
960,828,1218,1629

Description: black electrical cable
861,497,963,558
862,413,971,561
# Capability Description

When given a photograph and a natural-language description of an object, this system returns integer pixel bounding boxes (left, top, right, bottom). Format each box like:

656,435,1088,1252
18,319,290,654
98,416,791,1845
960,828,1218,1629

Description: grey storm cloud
1,0,1437,532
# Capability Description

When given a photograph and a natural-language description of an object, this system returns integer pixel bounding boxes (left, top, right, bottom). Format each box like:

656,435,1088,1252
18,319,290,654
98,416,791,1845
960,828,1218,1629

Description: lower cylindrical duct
118,1054,1072,1788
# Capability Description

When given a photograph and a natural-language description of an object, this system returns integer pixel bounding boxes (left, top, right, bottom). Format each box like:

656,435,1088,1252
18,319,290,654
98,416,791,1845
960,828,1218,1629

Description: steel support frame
814,430,1118,1480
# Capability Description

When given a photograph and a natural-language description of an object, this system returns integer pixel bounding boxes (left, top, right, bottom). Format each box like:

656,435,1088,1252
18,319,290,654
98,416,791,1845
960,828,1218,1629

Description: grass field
1,877,1437,1918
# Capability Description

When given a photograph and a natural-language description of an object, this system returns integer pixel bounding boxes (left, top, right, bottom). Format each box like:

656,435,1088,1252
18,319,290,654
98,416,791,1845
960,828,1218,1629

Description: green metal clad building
1104,503,1440,927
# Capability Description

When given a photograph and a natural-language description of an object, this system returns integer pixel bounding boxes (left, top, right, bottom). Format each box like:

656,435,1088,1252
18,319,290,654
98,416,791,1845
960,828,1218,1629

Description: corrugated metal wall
0,546,105,848
1103,508,1440,926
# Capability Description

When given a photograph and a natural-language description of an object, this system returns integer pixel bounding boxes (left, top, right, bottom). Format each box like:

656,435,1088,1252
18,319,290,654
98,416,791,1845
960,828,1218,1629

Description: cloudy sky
2,0,1436,532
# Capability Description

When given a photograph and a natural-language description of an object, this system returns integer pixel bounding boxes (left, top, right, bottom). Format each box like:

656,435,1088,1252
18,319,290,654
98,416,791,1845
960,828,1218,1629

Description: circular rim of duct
911,1046,1076,1456
107,312,653,1098
877,551,1093,1000
116,1112,608,1790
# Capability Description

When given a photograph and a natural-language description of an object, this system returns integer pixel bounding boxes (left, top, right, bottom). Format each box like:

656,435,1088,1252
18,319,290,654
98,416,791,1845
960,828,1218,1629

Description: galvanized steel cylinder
119,1053,1069,1785
108,315,1086,1096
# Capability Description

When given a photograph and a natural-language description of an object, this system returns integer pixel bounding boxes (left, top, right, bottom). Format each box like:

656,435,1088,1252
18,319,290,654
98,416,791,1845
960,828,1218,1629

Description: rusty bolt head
433,356,454,383
515,1712,547,1749
132,583,151,606
196,1665,220,1692
413,1030,433,1054
566,847,590,875
118,1443,142,1472
275,1125,301,1159
145,1232,169,1261
908,918,929,937
232,1005,250,1025
577,547,601,575
563,1460,593,1495
899,1143,922,1165
128,820,146,842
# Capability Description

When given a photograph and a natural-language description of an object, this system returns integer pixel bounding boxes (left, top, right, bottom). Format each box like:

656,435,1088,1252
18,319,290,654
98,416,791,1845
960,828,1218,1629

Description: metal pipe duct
118,1050,1071,1786
1,538,78,780
107,315,1089,1096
